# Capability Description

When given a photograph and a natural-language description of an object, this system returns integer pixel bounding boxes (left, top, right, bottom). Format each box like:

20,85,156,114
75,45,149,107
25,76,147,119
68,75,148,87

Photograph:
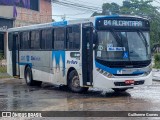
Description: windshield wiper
137,30,149,55
111,29,123,47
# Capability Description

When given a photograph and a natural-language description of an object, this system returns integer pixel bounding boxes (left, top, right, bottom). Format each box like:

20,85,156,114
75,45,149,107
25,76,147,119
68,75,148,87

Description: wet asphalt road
0,78,160,120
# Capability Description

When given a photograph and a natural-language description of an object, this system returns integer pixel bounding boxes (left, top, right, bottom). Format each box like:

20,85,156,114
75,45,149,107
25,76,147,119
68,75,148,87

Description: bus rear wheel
68,70,88,93
112,88,128,92
25,67,42,86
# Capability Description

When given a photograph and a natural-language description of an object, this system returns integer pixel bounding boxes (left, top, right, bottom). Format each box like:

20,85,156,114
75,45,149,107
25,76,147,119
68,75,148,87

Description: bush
154,53,160,69
0,52,4,60
155,53,160,62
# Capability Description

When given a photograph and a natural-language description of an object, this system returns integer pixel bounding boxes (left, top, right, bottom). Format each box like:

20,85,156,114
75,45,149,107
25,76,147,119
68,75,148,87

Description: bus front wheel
68,70,88,93
24,67,42,86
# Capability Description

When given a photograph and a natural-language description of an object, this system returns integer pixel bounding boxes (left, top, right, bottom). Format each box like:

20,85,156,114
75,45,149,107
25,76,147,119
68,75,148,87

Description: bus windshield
96,30,151,61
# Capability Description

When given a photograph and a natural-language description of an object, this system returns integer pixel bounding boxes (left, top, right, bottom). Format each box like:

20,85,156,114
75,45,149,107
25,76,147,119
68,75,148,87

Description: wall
14,0,52,27
0,5,13,19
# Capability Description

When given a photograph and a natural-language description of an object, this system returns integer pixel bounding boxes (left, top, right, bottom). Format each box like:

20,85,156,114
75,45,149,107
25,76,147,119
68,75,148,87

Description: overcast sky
52,0,158,21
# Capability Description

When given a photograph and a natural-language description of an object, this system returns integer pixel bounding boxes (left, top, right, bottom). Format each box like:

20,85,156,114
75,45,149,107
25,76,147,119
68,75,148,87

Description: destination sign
104,20,143,27
96,18,150,30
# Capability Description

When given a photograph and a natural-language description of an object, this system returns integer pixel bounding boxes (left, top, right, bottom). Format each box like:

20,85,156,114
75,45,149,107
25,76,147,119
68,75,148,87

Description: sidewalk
153,69,160,81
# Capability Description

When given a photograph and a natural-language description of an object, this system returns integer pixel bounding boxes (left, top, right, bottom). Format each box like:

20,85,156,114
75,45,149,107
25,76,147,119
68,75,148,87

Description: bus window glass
96,31,151,61
54,28,65,50
8,33,13,51
31,31,40,49
21,32,30,49
42,29,52,49
67,25,80,50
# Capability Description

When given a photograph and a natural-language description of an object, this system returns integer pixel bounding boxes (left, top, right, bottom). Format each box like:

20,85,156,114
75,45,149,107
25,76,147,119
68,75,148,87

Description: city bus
7,15,152,93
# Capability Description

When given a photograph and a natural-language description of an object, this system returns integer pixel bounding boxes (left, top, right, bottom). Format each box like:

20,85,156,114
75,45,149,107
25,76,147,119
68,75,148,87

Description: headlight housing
97,68,114,78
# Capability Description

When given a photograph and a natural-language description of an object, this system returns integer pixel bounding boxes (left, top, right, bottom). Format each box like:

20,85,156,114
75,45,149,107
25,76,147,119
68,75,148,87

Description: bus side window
41,29,52,50
67,25,80,50
20,31,30,50
8,33,13,51
31,30,40,49
54,28,65,50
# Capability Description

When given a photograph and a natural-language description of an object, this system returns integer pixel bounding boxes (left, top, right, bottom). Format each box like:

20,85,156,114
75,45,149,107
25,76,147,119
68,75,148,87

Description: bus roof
8,15,148,32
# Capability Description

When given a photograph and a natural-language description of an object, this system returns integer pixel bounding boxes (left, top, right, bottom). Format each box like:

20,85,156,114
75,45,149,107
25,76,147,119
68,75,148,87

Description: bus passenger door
82,23,93,86
12,34,20,77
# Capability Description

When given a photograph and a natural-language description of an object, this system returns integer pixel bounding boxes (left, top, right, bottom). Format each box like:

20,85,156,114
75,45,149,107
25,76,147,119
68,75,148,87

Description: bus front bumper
93,71,152,89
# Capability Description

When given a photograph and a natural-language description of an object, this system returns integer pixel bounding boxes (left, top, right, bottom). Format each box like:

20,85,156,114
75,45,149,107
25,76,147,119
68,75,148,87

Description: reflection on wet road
0,79,160,120
0,78,159,112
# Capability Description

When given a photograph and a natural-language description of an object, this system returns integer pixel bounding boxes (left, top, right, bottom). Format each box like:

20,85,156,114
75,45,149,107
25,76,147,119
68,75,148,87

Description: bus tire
112,88,128,92
34,80,42,86
24,67,42,86
25,67,35,86
68,70,88,93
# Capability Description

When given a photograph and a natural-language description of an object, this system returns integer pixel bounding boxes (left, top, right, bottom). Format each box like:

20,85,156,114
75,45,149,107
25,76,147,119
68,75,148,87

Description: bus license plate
125,80,135,85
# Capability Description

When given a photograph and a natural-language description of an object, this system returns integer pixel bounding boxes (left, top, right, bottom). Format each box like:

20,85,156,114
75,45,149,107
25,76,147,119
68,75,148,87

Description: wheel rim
72,76,81,89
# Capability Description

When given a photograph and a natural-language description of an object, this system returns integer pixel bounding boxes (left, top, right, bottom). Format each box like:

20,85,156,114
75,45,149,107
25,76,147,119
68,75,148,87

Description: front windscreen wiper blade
111,29,123,47
137,30,149,55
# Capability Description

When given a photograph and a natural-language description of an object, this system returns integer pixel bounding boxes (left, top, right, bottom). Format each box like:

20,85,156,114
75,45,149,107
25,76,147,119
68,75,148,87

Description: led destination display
96,18,150,30
104,20,143,27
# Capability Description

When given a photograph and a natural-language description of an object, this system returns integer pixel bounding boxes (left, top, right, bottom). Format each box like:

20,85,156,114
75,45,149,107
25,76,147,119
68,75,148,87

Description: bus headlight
106,73,114,78
103,72,114,78
97,68,114,78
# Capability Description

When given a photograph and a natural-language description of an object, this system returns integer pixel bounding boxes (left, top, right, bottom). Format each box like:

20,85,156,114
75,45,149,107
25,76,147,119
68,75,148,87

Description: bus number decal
21,56,25,61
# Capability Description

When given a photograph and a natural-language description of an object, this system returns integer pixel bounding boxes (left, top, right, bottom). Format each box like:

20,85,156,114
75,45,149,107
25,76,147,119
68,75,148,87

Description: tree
92,0,160,47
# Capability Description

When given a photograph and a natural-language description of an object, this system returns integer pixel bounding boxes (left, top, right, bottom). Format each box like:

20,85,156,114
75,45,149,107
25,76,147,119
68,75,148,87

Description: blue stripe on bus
17,62,32,68
95,61,145,75
52,21,67,27
95,15,120,20
95,61,122,74
52,51,66,76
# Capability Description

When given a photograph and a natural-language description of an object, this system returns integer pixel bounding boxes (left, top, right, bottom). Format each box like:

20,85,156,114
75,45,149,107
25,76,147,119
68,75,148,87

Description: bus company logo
67,60,78,65
31,56,41,61
26,55,30,62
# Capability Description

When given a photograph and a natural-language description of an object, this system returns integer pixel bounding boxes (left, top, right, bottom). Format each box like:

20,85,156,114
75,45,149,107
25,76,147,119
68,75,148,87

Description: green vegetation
92,0,160,47
0,66,9,79
154,53,160,69
0,66,7,73
0,53,4,60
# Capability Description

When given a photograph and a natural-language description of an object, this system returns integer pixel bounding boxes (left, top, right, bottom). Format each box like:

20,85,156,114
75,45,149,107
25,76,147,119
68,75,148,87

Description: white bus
7,15,152,93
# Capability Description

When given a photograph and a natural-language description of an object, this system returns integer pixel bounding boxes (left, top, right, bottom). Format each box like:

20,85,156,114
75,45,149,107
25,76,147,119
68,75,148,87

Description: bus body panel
7,51,13,76
65,51,83,86
93,68,152,89
18,50,83,86
18,51,52,82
